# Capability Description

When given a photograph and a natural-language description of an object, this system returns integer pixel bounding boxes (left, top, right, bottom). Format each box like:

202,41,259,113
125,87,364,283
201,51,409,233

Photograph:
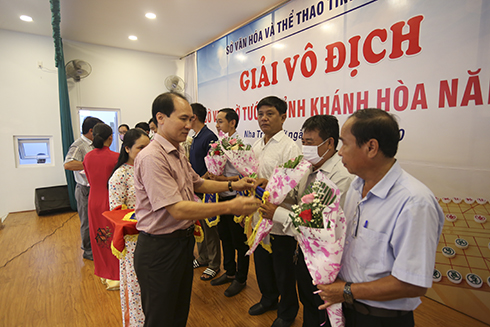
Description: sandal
200,268,220,281
193,259,205,269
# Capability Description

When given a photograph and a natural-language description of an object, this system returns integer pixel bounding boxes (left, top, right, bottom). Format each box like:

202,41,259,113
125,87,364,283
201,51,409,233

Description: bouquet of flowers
290,172,347,327
222,135,252,151
204,139,228,176
221,133,258,178
246,155,312,255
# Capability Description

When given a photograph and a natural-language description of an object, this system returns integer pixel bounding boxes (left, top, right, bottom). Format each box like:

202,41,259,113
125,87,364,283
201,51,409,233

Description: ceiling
0,0,289,57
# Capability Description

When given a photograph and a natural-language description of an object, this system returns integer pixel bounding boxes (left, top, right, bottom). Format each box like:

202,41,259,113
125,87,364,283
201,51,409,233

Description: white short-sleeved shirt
64,135,93,186
252,130,302,236
339,161,444,311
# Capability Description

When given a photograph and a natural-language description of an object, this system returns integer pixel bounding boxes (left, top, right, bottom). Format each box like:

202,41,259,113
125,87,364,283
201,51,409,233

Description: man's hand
228,196,261,216
259,201,278,220
316,279,346,310
254,178,268,189
233,177,256,191
316,275,428,310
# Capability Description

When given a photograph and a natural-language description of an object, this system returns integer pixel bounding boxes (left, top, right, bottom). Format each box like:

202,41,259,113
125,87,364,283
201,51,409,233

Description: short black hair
148,118,155,125
302,115,339,148
118,124,130,131
152,92,189,124
110,128,149,180
92,123,113,149
257,96,287,115
349,108,399,158
218,108,239,128
82,117,103,135
191,103,207,123
135,122,150,132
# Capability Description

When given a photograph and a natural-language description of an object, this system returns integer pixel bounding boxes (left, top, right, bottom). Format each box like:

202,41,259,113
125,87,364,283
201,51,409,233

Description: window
78,107,121,153
14,136,53,167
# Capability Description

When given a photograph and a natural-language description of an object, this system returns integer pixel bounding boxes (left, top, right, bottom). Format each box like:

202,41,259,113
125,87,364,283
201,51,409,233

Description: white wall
0,29,184,219
63,40,184,135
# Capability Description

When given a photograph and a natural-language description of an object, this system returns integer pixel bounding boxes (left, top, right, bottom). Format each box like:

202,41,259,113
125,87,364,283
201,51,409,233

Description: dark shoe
210,274,235,286
271,318,294,327
83,252,93,260
248,302,278,316
224,280,246,297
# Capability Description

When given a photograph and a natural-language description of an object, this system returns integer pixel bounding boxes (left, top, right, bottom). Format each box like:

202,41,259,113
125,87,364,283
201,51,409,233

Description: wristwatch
343,282,354,304
228,180,233,192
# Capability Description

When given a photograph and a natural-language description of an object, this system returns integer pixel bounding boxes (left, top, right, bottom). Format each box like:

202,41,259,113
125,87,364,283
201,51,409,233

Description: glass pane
16,137,52,166
79,109,120,153
20,141,49,159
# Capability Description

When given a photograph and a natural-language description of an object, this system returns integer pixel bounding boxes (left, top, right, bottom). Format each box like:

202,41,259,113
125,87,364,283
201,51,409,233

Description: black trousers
343,304,414,327
134,231,195,327
296,248,331,327
217,203,250,283
254,234,299,321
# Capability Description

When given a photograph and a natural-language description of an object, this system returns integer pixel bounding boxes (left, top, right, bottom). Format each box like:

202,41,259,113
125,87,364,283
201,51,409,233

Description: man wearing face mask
260,114,353,327
300,115,354,208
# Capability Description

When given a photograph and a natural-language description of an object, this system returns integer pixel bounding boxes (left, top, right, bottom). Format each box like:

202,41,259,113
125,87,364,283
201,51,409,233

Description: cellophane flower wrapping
220,134,258,177
204,154,227,175
294,172,347,327
246,158,312,255
204,137,227,175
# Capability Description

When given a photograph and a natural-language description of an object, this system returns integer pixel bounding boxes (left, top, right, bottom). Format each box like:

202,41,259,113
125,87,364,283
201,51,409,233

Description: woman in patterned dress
108,128,150,326
109,128,150,210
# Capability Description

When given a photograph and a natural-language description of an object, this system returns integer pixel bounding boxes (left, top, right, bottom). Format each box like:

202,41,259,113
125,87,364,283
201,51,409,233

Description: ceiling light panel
20,15,33,22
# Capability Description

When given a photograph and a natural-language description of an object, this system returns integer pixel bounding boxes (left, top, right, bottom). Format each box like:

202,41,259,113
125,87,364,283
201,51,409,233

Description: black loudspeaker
35,185,73,216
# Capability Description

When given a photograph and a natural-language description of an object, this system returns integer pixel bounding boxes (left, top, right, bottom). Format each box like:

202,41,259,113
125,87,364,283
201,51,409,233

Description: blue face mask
302,139,328,164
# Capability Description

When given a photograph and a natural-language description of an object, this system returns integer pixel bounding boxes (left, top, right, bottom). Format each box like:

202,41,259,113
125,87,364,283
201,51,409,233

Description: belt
344,301,411,318
140,226,194,238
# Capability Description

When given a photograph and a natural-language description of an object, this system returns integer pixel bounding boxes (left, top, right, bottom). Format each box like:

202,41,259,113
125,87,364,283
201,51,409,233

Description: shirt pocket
352,227,391,272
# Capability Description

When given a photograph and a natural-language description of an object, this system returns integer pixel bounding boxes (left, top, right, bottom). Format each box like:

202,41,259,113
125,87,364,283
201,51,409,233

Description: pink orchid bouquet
220,134,258,178
246,156,312,255
204,140,227,175
290,173,347,327
221,135,251,152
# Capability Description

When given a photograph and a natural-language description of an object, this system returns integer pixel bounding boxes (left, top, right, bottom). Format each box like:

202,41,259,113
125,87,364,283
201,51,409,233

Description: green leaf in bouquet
280,155,304,169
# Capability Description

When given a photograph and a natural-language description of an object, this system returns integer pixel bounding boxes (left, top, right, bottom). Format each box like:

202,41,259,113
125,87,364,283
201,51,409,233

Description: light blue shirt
339,161,444,311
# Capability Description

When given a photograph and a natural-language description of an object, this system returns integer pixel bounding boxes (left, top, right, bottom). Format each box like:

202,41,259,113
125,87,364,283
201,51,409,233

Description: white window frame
14,135,54,167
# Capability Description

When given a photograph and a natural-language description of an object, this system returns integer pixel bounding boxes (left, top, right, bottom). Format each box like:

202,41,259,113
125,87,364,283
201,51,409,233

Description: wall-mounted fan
65,59,92,82
165,75,185,93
